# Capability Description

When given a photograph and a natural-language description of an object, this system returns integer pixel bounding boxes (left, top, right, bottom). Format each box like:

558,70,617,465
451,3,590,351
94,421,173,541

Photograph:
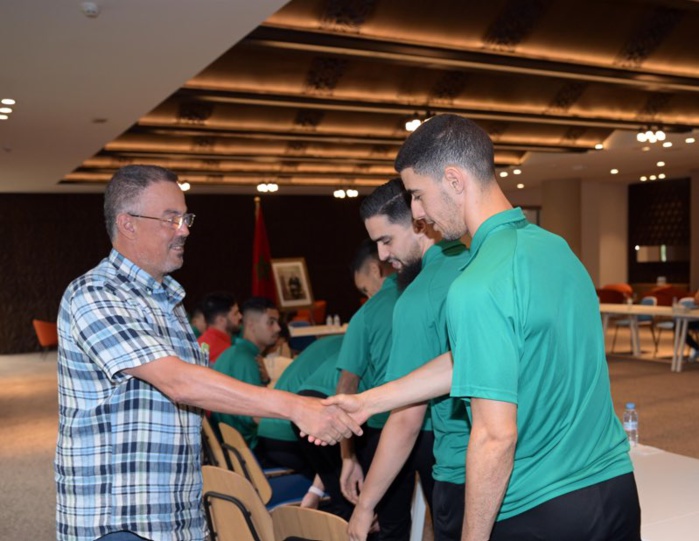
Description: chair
294,300,327,325
32,319,58,357
653,297,696,356
272,503,349,541
202,416,230,469
218,423,311,508
596,288,626,304
602,283,633,299
202,466,275,541
202,466,349,541
611,296,656,353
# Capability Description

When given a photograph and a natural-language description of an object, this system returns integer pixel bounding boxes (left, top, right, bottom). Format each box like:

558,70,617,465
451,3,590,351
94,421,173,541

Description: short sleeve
70,286,176,382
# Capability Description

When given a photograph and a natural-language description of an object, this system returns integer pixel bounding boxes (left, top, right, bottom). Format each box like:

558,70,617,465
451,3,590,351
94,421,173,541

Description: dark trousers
490,472,641,541
255,436,315,481
686,321,699,351
432,480,464,541
361,426,435,541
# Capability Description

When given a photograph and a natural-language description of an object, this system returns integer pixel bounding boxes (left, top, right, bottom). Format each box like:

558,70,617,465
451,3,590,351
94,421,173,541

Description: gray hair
103,165,178,241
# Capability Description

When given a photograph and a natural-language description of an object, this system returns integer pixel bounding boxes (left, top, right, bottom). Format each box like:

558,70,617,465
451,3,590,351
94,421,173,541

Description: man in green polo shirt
347,177,471,541
211,297,280,449
336,240,412,540
329,115,640,541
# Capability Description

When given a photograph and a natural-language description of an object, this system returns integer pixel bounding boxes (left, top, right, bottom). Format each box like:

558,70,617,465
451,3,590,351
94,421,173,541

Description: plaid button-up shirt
56,249,207,541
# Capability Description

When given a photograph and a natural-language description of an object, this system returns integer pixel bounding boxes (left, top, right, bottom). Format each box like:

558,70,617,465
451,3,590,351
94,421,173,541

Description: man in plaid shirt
56,165,360,541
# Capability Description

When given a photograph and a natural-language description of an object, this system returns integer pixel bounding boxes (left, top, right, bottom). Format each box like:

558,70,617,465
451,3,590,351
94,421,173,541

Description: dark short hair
359,177,412,226
200,292,237,325
104,164,179,241
394,114,495,183
242,296,277,316
350,238,379,274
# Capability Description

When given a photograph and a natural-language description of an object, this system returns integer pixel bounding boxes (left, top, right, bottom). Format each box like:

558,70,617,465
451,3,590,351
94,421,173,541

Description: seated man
197,292,242,365
211,297,280,449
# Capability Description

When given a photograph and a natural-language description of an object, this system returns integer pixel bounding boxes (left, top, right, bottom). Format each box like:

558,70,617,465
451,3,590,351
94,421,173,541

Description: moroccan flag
252,199,275,300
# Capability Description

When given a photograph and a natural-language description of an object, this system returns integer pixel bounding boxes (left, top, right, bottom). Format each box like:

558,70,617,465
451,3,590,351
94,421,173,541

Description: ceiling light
346,189,359,198
641,146,650,152
649,175,657,181
640,176,647,181
513,169,522,175
637,126,665,144
0,115,8,121
658,173,666,179
499,171,508,178
635,245,640,251
636,131,647,143
662,142,672,148
656,161,665,167
610,169,619,175
656,129,666,141
0,107,12,114
516,183,524,189
686,137,696,144
333,189,346,199
178,182,191,192
594,143,604,150
1,98,15,105
257,182,278,193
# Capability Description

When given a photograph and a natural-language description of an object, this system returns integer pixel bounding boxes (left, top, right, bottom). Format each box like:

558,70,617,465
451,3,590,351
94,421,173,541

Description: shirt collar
108,248,185,304
236,337,261,356
422,239,464,267
205,327,232,344
381,272,398,291
468,207,527,258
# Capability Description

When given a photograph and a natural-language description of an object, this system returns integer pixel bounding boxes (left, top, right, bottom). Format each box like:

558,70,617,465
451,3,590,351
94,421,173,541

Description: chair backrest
202,466,274,541
271,504,349,541
602,283,633,298
596,288,626,304
218,422,273,505
679,297,697,309
637,296,657,322
32,319,58,348
202,416,228,470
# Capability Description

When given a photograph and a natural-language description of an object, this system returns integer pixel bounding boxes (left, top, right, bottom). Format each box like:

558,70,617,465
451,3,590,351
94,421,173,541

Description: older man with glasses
55,165,361,541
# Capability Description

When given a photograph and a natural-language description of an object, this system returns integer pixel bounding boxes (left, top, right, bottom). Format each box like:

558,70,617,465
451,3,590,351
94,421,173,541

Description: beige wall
691,170,699,291
541,178,582,257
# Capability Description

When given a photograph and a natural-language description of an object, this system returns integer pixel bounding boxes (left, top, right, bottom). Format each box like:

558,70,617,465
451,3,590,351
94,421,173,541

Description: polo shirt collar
423,239,463,267
467,207,527,261
236,337,261,356
381,272,398,291
108,248,185,304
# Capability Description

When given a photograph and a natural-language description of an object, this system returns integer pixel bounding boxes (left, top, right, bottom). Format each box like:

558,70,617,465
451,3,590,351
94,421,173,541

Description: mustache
170,238,187,248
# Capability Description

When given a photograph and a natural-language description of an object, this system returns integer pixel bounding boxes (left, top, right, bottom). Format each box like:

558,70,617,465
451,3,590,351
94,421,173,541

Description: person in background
189,305,206,338
346,177,470,541
197,291,242,365
686,289,699,360
337,239,421,541
211,297,281,449
56,164,361,541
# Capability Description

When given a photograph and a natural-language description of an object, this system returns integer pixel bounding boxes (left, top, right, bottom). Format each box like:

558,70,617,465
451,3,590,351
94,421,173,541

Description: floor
0,326,694,540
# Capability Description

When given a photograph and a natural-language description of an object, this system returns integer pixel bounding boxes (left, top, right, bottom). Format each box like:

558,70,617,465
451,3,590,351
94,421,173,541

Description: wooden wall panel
0,193,367,354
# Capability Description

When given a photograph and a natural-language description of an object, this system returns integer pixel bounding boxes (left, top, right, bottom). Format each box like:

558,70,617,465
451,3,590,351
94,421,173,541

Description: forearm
361,352,453,417
462,400,517,541
126,356,306,421
355,404,426,511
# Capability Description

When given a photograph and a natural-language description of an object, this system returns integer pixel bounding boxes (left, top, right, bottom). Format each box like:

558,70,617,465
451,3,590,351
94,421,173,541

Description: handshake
293,393,372,446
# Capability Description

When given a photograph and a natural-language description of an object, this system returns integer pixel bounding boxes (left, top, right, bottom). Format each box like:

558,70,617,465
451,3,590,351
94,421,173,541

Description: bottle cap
625,402,635,409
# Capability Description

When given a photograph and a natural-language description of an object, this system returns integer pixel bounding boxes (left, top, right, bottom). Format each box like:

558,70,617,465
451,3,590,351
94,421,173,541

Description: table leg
630,317,641,357
672,319,689,373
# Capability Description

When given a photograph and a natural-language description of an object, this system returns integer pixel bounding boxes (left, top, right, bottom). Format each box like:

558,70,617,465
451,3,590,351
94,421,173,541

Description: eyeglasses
128,213,195,229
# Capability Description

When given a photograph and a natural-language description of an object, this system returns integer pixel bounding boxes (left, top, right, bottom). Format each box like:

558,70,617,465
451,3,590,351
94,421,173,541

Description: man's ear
116,213,137,239
413,218,427,234
444,166,465,195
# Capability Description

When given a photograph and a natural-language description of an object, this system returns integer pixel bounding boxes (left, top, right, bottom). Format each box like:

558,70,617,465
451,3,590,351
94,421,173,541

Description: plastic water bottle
333,314,341,326
326,315,333,326
623,402,638,447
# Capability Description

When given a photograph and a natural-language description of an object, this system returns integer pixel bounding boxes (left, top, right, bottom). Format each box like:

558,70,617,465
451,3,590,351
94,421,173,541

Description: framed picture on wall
271,258,314,309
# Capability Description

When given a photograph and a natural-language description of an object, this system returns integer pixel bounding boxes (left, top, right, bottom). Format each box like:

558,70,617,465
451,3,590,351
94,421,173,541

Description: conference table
631,444,699,541
600,303,699,372
287,323,348,338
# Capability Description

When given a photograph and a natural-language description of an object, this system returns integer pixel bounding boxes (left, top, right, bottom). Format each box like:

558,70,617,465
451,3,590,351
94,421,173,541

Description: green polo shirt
448,207,632,521
384,240,471,484
257,335,345,442
211,337,264,448
336,273,399,429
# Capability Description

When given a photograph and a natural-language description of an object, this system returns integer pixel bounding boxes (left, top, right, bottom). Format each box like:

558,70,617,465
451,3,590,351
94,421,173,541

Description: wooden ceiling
62,0,699,192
